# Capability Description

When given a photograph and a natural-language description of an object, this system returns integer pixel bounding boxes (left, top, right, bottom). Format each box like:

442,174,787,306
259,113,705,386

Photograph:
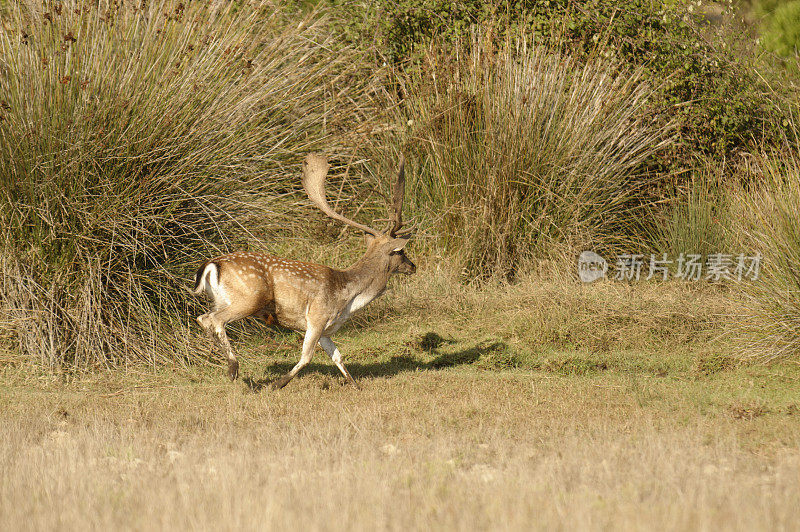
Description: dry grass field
2,276,799,531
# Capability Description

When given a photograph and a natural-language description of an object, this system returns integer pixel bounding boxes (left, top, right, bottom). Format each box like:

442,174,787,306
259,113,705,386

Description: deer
193,153,415,390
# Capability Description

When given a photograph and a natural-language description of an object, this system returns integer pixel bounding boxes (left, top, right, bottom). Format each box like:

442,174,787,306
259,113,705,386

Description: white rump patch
194,263,218,295
195,263,231,307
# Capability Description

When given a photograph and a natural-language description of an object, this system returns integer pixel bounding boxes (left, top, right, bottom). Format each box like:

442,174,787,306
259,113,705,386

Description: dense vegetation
0,1,378,367
330,0,790,168
1,0,799,368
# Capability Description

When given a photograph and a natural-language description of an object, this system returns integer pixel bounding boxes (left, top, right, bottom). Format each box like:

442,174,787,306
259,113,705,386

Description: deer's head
302,154,416,276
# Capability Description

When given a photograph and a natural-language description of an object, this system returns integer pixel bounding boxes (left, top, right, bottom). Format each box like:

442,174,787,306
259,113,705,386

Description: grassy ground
1,276,799,531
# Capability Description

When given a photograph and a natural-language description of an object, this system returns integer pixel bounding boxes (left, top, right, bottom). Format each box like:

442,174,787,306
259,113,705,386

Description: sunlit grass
1,305,798,530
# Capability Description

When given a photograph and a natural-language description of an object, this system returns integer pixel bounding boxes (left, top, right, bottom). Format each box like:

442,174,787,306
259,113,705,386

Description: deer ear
364,232,376,247
389,236,410,252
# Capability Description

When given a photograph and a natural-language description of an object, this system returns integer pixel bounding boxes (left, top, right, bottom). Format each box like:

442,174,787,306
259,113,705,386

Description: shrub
760,0,800,58
0,0,371,369
733,151,800,361
392,39,672,278
329,0,788,172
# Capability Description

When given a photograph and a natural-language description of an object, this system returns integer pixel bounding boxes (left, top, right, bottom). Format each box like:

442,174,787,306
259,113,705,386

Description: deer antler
388,156,406,238
302,154,381,237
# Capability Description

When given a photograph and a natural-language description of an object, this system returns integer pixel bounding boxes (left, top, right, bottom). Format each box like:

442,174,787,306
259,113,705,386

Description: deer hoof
269,378,288,391
227,360,239,381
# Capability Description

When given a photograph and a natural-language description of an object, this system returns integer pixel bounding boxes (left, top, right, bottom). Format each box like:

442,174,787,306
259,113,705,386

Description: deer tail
193,261,219,296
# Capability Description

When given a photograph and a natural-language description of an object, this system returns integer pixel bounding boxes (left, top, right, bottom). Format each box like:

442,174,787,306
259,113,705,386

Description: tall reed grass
653,162,731,260
732,152,800,361
0,0,375,369
392,38,674,278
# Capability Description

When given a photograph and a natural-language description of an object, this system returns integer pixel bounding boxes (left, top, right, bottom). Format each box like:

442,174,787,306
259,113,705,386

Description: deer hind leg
319,336,359,389
270,327,321,390
197,304,250,381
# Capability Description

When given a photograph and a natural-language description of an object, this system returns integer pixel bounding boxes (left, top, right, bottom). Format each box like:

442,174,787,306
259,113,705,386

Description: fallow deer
193,154,415,389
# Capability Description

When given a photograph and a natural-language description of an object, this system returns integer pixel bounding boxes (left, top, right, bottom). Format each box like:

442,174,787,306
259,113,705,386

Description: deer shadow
241,338,505,393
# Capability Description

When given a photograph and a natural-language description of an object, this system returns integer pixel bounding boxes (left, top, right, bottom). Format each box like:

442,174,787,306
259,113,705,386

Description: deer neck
340,252,391,310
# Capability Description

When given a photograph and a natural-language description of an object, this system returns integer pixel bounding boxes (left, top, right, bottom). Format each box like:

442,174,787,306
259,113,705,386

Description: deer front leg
319,336,359,389
270,326,321,390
